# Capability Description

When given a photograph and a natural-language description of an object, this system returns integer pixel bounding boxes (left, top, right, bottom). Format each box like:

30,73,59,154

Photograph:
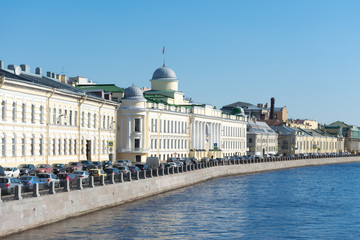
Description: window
40,106,43,124
111,116,114,130
88,113,91,128
58,139,61,155
22,103,26,123
81,112,85,127
2,136,6,156
69,139,72,155
75,111,78,126
12,137,16,156
74,140,77,154
249,138,253,143
31,135,35,155
107,116,110,129
64,139,67,155
94,114,97,128
12,102,16,121
31,104,35,123
134,139,140,149
39,136,43,155
134,118,140,132
64,110,68,125
69,110,72,126
103,115,105,129
2,100,6,121
53,139,56,155
22,136,25,156
58,109,62,125
53,108,56,125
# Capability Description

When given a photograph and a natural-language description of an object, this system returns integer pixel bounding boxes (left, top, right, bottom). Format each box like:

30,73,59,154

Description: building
271,126,339,155
286,119,319,130
324,121,359,153
0,61,117,167
221,97,288,122
117,64,247,162
246,120,278,156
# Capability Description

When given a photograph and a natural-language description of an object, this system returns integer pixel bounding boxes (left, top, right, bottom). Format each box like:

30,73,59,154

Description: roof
76,84,124,92
247,121,277,135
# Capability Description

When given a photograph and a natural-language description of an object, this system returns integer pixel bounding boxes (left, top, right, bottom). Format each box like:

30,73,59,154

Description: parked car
89,169,107,180
113,160,132,168
179,158,191,166
52,163,66,175
128,166,140,173
4,167,20,177
0,166,5,176
104,168,120,179
135,163,150,171
190,157,199,164
117,166,130,174
18,164,36,176
37,173,60,188
72,170,90,180
36,164,53,174
0,177,23,195
201,157,210,163
91,161,103,169
102,160,113,169
166,162,178,168
80,160,94,171
66,162,83,173
58,173,77,187
19,176,46,191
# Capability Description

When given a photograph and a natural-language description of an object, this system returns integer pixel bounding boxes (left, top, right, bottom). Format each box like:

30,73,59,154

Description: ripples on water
5,163,360,240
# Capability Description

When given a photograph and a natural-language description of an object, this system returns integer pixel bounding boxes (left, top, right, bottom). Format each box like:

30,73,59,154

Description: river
5,162,360,239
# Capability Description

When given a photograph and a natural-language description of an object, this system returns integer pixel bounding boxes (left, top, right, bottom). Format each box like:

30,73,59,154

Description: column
126,115,131,150
142,116,146,150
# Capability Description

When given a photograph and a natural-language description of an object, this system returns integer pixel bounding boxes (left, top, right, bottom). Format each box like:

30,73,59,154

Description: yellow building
0,62,117,167
117,64,247,162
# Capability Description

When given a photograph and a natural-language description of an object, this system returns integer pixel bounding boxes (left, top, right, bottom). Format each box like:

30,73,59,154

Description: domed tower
120,85,146,109
150,64,179,91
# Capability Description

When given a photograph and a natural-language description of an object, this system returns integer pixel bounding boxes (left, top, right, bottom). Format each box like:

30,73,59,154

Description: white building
117,64,247,162
0,61,117,167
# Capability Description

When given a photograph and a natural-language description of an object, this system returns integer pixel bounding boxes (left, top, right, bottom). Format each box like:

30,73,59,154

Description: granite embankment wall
1,156,360,237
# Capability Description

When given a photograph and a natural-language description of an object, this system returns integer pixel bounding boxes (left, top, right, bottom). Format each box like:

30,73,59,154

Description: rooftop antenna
162,46,166,66
61,66,65,75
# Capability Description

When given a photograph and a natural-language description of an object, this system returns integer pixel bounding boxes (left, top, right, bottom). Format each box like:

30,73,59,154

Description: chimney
270,97,275,119
264,103,268,108
60,75,67,83
51,73,55,78
35,67,42,75
257,103,263,108
47,71,52,77
20,64,30,72
8,65,16,71
0,61,4,69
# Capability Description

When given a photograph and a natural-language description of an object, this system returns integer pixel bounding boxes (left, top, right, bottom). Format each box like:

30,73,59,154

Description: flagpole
163,46,166,66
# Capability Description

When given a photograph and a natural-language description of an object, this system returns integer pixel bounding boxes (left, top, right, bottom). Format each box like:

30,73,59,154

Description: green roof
76,84,125,92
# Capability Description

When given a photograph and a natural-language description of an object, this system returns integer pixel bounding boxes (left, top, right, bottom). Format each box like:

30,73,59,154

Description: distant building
0,61,117,167
76,84,125,102
286,119,319,130
221,98,287,122
271,126,339,155
324,121,359,153
246,120,278,156
117,64,247,162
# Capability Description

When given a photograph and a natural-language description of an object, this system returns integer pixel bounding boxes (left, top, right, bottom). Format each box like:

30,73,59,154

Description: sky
1,0,360,125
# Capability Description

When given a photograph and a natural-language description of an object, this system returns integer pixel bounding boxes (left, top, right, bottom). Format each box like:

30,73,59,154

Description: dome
123,86,145,101
232,107,245,116
152,64,177,80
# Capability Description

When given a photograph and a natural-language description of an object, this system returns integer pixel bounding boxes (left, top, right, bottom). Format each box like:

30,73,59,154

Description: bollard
15,185,22,200
119,172,124,182
161,168,165,176
100,175,105,186
89,176,95,188
143,170,147,179
0,188,2,203
33,183,40,197
49,181,56,194
135,171,139,180
77,178,83,190
155,169,159,177
175,167,178,174
149,169,153,178
110,173,115,184
170,167,174,174
64,179,70,192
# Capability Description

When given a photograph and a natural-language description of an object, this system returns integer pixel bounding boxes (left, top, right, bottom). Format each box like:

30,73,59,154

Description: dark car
104,168,120,179
58,173,77,186
80,160,94,171
0,177,23,195
135,164,150,171
0,166,5,176
179,158,191,166
19,176,46,191
18,164,36,176
66,162,83,173
91,161,103,169
52,163,66,175
128,166,140,173
102,160,113,169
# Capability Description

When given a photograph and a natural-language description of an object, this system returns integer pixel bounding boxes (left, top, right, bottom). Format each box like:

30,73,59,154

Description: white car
73,170,90,179
4,167,20,177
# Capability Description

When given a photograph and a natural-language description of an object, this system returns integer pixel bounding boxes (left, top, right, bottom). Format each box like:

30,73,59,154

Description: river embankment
1,156,359,237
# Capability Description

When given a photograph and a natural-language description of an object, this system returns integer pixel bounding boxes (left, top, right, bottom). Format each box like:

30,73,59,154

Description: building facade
246,120,278,156
117,64,247,162
0,61,117,167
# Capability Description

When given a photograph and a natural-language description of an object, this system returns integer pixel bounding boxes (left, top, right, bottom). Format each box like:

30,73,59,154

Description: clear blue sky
1,0,360,125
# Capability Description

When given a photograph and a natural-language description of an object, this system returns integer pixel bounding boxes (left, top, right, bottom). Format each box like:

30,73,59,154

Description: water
5,163,360,239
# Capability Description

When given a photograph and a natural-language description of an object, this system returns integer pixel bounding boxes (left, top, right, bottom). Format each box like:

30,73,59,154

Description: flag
162,47,165,54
